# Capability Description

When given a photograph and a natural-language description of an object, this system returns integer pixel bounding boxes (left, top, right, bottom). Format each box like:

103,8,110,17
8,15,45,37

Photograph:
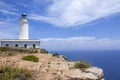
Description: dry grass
0,59,31,80
0,47,40,54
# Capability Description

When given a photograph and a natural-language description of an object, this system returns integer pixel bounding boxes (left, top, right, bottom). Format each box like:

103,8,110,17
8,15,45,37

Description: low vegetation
0,47,39,54
40,48,48,53
0,65,31,80
52,53,60,57
74,60,91,69
22,55,39,62
52,53,68,60
0,47,9,52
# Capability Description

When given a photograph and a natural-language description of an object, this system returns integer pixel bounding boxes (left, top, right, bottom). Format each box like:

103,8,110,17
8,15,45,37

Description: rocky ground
0,53,104,80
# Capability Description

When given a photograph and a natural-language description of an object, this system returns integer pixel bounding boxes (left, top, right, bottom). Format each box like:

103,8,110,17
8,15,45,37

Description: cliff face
69,67,104,80
0,53,104,80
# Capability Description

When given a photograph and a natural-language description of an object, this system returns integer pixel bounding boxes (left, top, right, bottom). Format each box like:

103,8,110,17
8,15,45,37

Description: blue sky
0,0,120,51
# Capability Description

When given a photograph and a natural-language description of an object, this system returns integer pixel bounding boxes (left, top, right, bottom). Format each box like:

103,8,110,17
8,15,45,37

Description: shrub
40,48,48,53
22,55,39,62
74,60,91,68
62,56,67,60
0,47,9,52
48,62,51,64
7,51,15,56
0,47,39,54
0,65,31,80
52,53,60,57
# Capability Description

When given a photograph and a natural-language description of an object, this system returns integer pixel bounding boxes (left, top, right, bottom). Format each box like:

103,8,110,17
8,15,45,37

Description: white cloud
0,1,19,39
0,10,16,14
30,0,120,27
0,0,18,20
40,37,120,50
0,21,18,39
0,1,17,11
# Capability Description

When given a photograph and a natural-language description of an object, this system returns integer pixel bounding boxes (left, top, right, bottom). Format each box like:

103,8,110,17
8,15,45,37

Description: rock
86,67,104,78
0,53,105,80
67,67,104,80
69,69,98,79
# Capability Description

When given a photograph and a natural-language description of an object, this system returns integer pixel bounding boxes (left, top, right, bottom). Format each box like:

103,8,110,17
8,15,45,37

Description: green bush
22,55,39,62
74,60,91,68
52,53,60,57
0,65,31,80
40,48,48,53
0,47,9,52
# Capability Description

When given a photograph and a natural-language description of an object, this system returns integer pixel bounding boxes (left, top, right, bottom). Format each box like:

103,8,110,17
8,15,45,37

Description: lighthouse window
15,44,18,47
24,44,27,48
33,44,36,48
6,44,9,47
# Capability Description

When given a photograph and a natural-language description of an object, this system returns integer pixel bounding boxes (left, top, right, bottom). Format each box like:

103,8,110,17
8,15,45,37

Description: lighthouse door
24,44,27,48
33,44,36,48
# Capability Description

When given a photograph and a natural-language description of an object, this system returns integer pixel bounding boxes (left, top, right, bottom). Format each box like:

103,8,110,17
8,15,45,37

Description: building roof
0,39,40,42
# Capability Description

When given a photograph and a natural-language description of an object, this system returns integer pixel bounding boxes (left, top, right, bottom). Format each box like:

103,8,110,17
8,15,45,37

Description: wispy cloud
0,22,18,39
30,0,120,27
41,37,120,50
0,10,16,14
0,1,20,17
0,0,17,11
0,1,19,39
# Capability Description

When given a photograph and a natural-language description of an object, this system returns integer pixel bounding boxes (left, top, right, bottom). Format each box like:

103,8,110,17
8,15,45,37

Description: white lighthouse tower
19,13,29,39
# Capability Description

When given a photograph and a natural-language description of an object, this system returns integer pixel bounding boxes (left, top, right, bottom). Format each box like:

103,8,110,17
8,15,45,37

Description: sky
0,0,120,51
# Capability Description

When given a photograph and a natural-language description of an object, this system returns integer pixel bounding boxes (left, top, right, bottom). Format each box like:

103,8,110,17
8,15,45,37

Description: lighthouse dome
22,13,27,16
20,13,28,23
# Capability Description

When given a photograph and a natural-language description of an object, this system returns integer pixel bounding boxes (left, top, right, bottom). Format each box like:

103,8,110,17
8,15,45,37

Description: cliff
0,47,104,80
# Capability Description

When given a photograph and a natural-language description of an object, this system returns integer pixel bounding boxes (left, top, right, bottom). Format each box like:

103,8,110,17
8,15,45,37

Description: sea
50,50,120,80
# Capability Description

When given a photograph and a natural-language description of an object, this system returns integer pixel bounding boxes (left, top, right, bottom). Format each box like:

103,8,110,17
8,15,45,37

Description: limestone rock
68,67,104,80
0,53,105,80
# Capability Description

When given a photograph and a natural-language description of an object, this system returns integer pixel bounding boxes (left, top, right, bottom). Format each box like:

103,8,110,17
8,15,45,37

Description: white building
0,13,40,48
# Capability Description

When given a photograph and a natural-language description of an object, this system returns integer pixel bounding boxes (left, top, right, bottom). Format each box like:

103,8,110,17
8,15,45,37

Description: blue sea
50,50,120,80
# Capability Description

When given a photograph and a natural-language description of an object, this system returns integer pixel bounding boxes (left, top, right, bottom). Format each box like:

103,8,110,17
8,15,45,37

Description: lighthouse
0,13,40,48
19,13,29,39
